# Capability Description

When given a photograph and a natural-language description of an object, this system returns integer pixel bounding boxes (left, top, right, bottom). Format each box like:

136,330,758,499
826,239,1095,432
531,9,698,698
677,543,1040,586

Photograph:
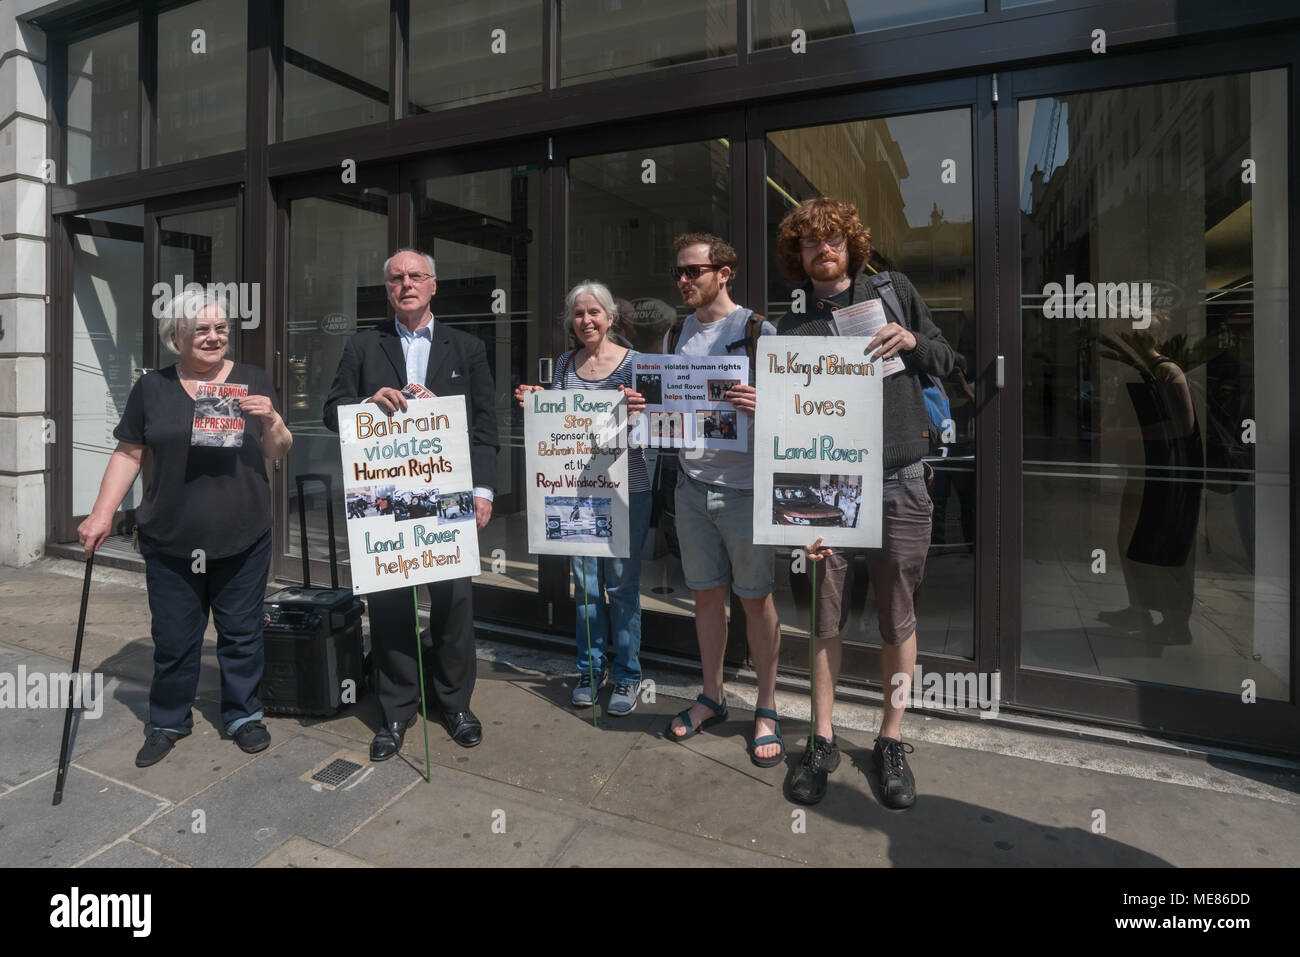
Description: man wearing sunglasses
774,198,954,810
324,248,499,760
661,234,786,770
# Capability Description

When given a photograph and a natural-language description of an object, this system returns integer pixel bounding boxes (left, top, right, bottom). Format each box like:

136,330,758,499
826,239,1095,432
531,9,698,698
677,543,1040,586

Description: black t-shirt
114,363,280,559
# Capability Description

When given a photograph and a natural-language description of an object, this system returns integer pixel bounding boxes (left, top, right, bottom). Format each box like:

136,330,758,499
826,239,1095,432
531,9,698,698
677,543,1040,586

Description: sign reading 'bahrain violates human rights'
337,396,479,595
524,388,629,559
753,336,882,548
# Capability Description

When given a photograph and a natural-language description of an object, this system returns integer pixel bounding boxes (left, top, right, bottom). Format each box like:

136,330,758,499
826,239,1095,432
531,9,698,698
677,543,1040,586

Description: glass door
1006,55,1296,750
555,113,746,658
277,171,395,586
407,151,548,626
745,79,993,691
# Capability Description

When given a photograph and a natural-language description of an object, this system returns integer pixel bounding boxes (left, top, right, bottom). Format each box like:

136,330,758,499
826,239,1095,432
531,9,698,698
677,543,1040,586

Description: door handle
539,357,553,385
994,355,1005,390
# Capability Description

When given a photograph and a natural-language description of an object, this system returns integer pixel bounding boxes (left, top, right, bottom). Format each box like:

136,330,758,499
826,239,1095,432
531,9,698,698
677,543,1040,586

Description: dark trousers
366,575,476,724
141,530,271,733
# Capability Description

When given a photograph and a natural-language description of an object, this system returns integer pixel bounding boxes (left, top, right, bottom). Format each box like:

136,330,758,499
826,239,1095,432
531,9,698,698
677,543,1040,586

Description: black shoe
370,714,418,762
872,736,916,809
442,710,482,748
232,720,271,754
788,735,840,806
135,728,187,768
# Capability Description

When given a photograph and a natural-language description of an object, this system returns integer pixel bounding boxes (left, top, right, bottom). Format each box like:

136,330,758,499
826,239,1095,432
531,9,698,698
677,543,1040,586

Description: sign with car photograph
336,395,479,594
523,387,630,558
753,336,882,547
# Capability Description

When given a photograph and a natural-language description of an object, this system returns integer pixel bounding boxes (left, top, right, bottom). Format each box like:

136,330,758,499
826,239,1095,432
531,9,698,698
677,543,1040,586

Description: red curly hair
775,198,873,284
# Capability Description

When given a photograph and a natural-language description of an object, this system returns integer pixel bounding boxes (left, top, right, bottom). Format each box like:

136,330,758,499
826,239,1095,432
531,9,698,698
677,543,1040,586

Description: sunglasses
671,264,719,281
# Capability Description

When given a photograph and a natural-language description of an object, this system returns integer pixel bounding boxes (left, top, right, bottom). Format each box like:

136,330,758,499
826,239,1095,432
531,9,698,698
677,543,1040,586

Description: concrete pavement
1,558,1297,868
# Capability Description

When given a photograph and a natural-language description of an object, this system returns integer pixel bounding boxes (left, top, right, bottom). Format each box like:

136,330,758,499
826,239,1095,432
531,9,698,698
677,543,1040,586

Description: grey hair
563,281,618,343
159,289,230,356
383,248,436,279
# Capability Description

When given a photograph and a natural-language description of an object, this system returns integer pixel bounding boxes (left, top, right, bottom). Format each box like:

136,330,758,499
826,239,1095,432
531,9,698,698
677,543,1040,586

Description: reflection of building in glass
1021,77,1259,464
764,117,974,362
561,0,735,81
569,142,730,314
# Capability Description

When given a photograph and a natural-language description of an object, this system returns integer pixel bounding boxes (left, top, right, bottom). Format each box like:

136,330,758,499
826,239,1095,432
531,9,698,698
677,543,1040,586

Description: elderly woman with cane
515,282,649,716
77,289,292,767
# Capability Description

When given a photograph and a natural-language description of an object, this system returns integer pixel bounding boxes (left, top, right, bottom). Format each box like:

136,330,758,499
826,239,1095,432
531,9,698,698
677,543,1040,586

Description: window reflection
285,189,390,566
568,140,732,626
70,207,145,515
752,0,983,51
765,110,976,657
156,0,246,165
408,0,542,113
560,0,735,85
1019,71,1290,698
67,24,138,183
283,0,389,139
415,167,541,595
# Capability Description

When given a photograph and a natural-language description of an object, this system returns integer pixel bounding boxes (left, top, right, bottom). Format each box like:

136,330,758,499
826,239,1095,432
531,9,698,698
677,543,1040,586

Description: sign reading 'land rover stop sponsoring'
753,336,882,548
524,388,629,559
336,395,479,594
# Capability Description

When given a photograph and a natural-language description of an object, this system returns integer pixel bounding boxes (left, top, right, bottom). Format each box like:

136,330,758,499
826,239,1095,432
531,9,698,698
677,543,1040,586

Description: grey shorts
674,472,774,598
806,472,933,644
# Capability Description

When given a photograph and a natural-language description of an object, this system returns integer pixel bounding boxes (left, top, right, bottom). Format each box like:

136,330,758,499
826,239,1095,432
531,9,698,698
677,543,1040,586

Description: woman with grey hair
514,282,650,716
78,287,292,768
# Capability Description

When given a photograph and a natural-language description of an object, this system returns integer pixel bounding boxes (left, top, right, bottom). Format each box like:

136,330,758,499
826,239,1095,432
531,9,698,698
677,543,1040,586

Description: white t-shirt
664,306,774,489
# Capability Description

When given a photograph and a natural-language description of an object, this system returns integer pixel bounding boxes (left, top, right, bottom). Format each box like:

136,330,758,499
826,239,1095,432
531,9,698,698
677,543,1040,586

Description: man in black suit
324,248,499,759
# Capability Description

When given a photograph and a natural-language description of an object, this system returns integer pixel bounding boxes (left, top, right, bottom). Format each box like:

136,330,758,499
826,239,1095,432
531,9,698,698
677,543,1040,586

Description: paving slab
549,816,800,868
253,835,375,867
79,840,182,868
131,734,420,868
0,648,148,787
338,763,586,867
0,772,171,868
76,706,268,805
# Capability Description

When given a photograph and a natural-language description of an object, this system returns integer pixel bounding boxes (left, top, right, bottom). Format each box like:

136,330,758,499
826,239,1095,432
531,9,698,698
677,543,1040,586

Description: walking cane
52,552,95,806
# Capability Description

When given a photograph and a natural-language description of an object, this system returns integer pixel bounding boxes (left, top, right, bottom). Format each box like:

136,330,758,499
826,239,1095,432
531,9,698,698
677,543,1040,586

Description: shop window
1018,70,1290,698
282,0,389,139
751,0,982,51
559,0,735,85
408,0,542,114
66,23,139,183
155,0,246,165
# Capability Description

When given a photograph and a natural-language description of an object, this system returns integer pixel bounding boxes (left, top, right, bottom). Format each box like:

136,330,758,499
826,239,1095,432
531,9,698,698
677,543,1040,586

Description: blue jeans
140,530,271,735
573,491,651,684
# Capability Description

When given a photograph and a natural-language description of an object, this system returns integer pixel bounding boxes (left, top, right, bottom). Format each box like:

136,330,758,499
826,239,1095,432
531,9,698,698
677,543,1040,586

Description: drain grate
311,758,363,789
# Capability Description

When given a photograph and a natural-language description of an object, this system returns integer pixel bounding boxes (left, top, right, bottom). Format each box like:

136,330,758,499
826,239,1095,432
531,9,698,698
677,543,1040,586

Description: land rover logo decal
322,312,354,335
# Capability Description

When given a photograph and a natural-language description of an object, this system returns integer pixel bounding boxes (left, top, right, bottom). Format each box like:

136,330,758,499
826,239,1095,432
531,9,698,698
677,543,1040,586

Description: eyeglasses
386,271,432,285
671,264,719,281
193,323,231,338
799,235,847,250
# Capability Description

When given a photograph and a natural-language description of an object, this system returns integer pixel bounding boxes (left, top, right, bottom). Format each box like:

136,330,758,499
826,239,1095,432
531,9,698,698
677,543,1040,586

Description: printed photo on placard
545,496,614,543
771,473,864,530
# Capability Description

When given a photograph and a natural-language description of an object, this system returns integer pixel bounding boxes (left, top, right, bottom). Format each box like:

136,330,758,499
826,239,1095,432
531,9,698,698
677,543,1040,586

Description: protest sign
629,355,748,450
336,395,478,594
753,336,882,548
523,388,629,558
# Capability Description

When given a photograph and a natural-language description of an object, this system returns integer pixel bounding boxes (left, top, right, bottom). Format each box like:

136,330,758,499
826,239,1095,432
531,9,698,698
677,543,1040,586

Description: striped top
552,349,650,493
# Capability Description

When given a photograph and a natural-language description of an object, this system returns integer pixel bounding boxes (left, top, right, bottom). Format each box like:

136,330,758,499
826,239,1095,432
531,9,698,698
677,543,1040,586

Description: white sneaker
607,681,640,716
